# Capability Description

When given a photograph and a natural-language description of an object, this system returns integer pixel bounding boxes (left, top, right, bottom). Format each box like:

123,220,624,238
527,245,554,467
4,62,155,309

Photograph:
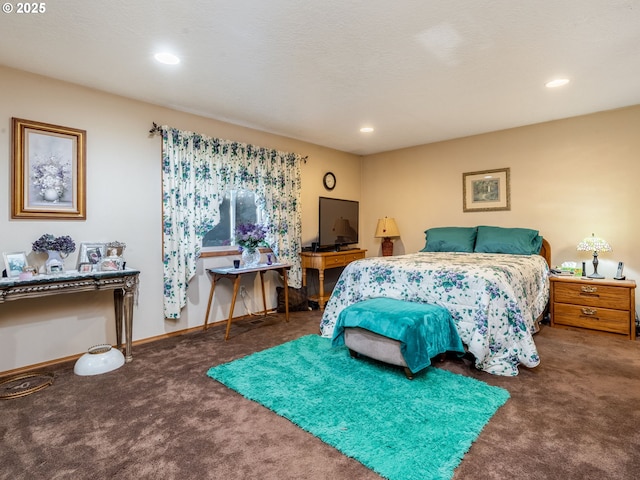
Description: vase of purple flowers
32,234,76,274
235,223,267,267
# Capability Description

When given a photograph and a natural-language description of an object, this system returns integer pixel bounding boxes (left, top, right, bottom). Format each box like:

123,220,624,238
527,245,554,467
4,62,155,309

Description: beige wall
360,106,640,309
2,64,638,372
0,66,361,372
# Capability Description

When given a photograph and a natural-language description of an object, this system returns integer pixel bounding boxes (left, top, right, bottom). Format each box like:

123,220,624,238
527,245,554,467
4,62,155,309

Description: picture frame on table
78,263,93,273
105,241,126,258
76,243,106,268
11,117,86,220
3,251,28,278
463,167,510,212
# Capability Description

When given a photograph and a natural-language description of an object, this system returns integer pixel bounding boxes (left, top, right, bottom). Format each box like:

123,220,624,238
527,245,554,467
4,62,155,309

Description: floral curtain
160,126,303,319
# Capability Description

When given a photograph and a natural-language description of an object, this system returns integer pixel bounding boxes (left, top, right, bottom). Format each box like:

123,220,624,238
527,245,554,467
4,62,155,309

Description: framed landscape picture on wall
11,118,86,220
463,167,510,212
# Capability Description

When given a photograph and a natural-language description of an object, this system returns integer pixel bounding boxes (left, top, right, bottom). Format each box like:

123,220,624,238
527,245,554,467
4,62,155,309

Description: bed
320,226,551,376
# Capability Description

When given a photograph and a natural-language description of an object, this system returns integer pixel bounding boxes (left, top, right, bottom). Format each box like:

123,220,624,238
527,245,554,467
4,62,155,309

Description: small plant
32,234,76,254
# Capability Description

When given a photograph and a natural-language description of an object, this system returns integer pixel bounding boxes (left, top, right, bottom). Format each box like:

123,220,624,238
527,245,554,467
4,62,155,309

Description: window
202,190,264,249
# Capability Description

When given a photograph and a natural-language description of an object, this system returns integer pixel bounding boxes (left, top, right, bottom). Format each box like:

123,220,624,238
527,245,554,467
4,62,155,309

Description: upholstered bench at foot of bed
344,327,432,380
331,297,465,380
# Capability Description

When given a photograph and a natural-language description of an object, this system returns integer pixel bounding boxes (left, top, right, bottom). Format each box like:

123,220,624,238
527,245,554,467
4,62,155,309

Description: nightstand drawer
553,303,630,335
553,282,630,309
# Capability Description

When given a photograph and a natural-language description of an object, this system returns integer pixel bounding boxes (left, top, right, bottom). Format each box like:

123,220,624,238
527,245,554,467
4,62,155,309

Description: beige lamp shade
375,217,400,238
375,217,400,257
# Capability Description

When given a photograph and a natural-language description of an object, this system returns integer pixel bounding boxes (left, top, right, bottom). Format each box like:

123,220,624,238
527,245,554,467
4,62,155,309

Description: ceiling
1,0,639,155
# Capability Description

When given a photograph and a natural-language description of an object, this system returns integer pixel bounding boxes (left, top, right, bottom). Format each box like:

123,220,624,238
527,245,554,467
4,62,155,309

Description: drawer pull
581,307,597,316
581,285,598,294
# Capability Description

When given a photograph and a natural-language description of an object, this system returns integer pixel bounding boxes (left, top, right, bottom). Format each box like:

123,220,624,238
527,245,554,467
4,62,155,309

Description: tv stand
300,249,366,309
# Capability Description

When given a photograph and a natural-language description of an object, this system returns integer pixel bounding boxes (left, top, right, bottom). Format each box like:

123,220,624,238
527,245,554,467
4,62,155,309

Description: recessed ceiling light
545,78,570,88
154,52,180,65
360,127,374,133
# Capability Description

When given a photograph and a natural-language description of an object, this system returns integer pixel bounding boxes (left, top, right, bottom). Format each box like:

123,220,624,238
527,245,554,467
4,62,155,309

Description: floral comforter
320,252,550,376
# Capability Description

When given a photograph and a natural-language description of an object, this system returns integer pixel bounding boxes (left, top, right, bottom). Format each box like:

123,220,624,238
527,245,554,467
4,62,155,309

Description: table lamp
375,217,400,256
576,233,612,279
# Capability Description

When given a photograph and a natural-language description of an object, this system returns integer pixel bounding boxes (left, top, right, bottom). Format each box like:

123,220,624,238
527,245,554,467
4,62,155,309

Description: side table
549,275,636,340
0,269,140,362
300,249,366,309
203,263,291,340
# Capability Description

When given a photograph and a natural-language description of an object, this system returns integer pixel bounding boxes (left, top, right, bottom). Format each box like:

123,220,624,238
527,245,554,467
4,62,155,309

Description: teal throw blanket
332,297,464,373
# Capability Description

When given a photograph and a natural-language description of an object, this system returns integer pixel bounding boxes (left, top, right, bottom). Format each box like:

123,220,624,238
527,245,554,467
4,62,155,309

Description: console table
204,263,291,340
0,269,140,362
300,249,366,309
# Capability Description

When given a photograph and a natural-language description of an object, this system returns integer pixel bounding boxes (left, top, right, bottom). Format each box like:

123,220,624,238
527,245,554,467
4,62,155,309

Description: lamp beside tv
375,217,400,256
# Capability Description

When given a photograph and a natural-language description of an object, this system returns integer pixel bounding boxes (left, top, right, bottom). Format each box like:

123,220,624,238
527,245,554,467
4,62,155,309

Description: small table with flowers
203,263,291,340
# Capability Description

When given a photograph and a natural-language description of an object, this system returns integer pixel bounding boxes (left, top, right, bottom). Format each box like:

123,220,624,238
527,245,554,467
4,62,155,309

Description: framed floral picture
2,251,28,278
11,118,86,219
462,167,511,212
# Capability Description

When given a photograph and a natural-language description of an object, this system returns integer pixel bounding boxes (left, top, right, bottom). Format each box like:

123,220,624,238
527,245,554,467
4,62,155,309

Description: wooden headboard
539,238,551,267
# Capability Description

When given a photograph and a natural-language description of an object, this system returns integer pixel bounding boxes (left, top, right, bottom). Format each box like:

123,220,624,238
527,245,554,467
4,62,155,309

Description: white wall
0,66,361,372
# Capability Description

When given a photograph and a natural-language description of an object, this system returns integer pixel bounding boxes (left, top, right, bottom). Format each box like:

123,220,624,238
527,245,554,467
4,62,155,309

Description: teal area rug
207,335,510,480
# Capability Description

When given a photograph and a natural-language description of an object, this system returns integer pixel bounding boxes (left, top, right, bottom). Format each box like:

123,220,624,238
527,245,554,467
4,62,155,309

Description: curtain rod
148,122,307,162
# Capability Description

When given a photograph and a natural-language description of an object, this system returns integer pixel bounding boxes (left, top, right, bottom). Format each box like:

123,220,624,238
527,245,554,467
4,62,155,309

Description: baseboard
0,311,278,378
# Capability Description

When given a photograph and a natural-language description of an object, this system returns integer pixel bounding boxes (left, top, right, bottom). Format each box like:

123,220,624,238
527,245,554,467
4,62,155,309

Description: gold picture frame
463,167,510,212
12,118,86,219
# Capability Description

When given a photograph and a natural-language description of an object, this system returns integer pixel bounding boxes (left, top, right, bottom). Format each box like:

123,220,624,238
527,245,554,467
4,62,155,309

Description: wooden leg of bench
403,367,414,380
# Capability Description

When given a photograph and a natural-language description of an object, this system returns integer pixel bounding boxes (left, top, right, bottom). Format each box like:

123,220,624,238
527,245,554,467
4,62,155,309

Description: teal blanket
331,297,464,373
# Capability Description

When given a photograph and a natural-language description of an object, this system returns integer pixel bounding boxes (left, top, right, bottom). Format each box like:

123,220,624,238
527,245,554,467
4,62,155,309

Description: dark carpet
1,310,639,480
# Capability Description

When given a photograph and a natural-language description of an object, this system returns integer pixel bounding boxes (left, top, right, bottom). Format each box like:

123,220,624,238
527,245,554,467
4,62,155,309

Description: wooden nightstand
549,276,636,340
300,249,366,309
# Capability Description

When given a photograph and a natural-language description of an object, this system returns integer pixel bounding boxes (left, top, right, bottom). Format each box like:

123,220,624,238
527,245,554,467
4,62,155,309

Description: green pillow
474,226,543,255
421,227,477,253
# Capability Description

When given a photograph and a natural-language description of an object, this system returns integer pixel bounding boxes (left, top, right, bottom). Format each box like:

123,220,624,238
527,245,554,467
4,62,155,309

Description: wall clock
323,172,336,191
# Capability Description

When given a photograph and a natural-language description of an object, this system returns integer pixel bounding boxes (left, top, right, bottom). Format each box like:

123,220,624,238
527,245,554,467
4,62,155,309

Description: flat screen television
318,197,359,249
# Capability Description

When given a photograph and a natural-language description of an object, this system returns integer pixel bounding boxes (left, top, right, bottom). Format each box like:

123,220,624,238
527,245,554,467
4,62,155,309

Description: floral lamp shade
577,233,612,279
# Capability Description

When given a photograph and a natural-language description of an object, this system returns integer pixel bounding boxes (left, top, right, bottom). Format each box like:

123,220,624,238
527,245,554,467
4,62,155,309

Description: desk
300,250,366,309
204,263,291,340
0,269,140,362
